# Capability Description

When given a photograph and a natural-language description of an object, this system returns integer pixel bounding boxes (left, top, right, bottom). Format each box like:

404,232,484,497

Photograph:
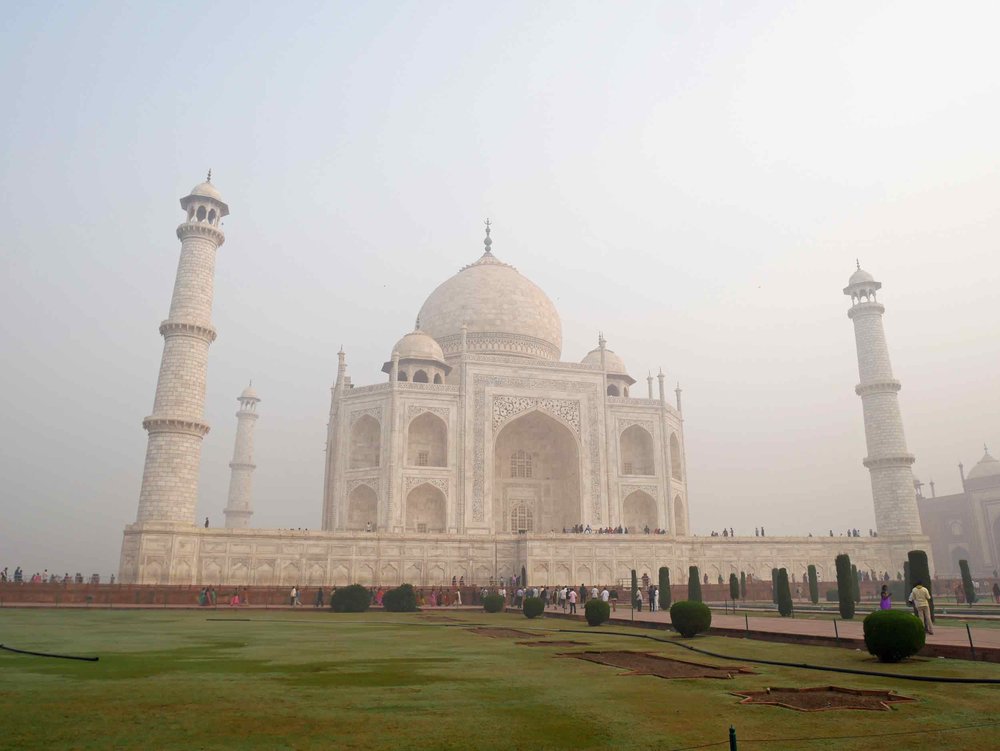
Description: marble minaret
845,263,921,536
224,384,260,528
135,174,228,524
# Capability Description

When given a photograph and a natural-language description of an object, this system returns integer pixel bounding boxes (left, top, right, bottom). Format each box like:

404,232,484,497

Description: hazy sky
2,2,998,576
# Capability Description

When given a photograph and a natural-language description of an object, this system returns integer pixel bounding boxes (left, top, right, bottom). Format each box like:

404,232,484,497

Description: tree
658,567,672,610
770,568,779,603
835,554,855,619
729,572,740,601
688,566,702,602
903,560,911,594
807,565,819,605
740,570,747,599
521,565,527,588
851,564,861,604
959,559,977,605
908,550,934,620
631,569,639,609
776,568,793,617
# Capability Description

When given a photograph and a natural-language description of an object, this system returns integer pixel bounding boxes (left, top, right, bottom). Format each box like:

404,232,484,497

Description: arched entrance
346,484,377,530
673,493,687,535
620,425,654,475
493,410,581,533
622,490,656,531
406,412,447,466
406,483,446,532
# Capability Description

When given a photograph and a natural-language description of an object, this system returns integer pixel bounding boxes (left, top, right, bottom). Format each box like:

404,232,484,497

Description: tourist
315,587,325,608
993,582,1000,604
567,587,578,614
648,585,656,612
601,587,610,605
879,585,891,610
634,588,643,612
653,586,659,612
908,580,934,634
289,586,298,606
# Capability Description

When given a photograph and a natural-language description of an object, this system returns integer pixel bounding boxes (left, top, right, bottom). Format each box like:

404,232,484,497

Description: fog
2,2,998,576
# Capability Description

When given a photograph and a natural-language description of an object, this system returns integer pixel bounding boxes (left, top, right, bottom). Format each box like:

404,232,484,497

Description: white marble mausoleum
119,178,929,587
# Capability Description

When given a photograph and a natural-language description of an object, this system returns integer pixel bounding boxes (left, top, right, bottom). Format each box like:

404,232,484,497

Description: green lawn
2,609,999,750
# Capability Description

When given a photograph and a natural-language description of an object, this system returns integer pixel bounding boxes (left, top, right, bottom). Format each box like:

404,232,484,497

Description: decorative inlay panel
404,476,449,495
346,477,379,495
492,395,580,435
406,405,451,421
621,484,658,498
350,406,382,425
617,418,654,435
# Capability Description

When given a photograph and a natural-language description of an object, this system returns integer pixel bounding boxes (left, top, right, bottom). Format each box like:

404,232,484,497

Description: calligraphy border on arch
472,374,602,523
403,476,449,496
349,406,382,425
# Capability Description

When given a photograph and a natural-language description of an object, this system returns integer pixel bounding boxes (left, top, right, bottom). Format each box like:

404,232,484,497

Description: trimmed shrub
903,560,911,595
739,571,747,599
631,569,639,608
863,610,926,662
330,584,370,613
851,564,861,604
776,568,793,617
382,583,418,612
807,565,819,605
670,600,712,637
825,589,839,602
521,565,527,587
482,594,505,613
522,596,544,619
959,559,977,605
771,568,779,604
687,566,702,602
835,554,855,620
907,550,934,620
728,573,739,601
658,567,672,611
585,598,611,626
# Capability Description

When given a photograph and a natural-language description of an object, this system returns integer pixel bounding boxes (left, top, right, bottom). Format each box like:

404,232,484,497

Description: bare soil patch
732,686,916,712
467,627,540,639
517,640,589,647
560,650,753,679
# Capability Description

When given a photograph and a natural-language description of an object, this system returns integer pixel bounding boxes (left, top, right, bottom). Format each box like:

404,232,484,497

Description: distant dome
582,347,628,375
393,328,445,363
190,180,222,201
849,267,875,286
417,247,562,361
968,450,1000,480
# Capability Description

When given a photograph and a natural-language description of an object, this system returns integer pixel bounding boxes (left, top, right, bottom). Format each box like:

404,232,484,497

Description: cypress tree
776,568,793,617
658,566,672,610
631,569,639,609
907,550,934,619
771,567,779,603
835,553,855,619
740,571,747,599
851,564,861,604
807,564,819,605
688,565,702,602
959,559,977,605
729,572,740,601
521,565,527,588
903,560,911,594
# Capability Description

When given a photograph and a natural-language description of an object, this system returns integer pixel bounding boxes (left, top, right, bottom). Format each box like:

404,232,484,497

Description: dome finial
207,168,212,183
483,218,492,255
856,258,860,270
415,316,421,330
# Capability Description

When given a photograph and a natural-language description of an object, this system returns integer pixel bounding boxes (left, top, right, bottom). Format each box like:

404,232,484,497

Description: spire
483,218,492,256
856,258,860,270
598,332,606,350
207,168,212,183
415,316,421,331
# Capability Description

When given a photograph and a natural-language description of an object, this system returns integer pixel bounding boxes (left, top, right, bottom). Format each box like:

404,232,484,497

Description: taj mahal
119,176,930,586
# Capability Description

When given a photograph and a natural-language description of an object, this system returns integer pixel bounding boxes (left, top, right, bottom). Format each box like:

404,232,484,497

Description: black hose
554,628,1000,684
0,644,99,662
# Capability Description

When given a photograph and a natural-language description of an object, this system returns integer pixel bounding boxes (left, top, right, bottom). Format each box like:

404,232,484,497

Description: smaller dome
190,180,222,200
968,449,1000,480
582,347,628,375
239,384,259,401
849,267,875,286
393,329,445,362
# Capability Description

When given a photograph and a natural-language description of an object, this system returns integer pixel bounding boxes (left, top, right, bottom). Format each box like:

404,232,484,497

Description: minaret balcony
855,380,901,396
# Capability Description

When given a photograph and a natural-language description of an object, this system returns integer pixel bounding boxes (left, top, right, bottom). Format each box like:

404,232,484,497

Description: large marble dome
417,237,562,361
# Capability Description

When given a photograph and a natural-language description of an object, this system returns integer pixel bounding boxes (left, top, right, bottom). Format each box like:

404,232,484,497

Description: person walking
289,586,298,607
908,580,934,634
879,585,891,610
314,587,325,608
634,587,643,612
567,587,578,614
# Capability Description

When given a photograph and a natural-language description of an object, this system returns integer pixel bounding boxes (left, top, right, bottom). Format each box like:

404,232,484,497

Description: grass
1,609,1000,750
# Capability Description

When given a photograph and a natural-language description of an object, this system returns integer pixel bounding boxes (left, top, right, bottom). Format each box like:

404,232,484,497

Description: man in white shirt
909,580,934,634
567,588,578,614
600,588,610,602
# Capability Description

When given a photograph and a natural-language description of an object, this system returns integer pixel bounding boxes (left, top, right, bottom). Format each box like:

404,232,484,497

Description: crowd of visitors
0,568,113,585
563,524,668,534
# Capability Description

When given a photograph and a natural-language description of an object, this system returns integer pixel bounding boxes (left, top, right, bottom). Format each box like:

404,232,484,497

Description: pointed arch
622,490,657,531
346,483,378,530
413,370,429,383
407,412,447,467
670,433,683,480
350,415,381,469
673,493,687,535
406,482,447,532
620,425,655,476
